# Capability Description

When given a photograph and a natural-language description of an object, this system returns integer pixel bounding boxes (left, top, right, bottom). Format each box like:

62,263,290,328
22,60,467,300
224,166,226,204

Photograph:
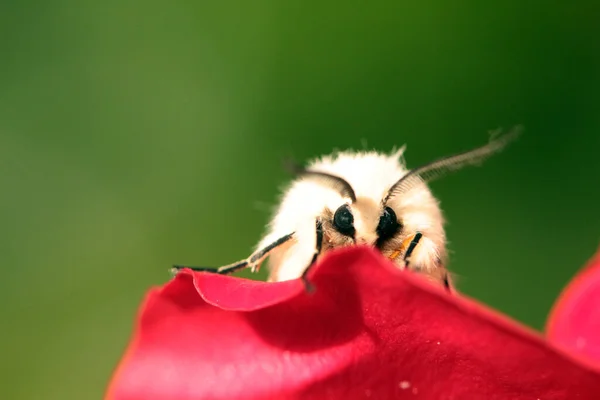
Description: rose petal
107,247,600,400
546,246,600,367
192,271,305,311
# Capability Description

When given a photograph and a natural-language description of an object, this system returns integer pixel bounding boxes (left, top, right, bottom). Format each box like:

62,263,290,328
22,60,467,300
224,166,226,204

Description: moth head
285,159,403,249
317,197,402,250
285,126,522,260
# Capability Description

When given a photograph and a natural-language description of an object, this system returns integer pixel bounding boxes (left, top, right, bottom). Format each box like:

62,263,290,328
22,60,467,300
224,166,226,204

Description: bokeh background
1,1,599,398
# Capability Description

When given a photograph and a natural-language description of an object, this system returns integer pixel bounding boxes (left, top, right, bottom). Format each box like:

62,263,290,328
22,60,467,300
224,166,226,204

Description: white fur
256,148,447,282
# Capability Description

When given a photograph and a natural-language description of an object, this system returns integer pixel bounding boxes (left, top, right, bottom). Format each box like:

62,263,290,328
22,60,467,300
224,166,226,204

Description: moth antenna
383,125,522,203
283,158,357,203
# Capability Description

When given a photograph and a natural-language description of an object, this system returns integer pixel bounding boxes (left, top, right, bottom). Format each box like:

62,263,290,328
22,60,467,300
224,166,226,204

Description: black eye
376,206,401,243
333,204,355,237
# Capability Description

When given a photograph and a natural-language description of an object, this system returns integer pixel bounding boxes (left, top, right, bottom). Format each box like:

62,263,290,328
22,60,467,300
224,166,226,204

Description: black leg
403,231,423,268
401,232,452,292
301,219,324,293
172,232,294,275
249,233,295,263
443,272,452,292
172,260,249,274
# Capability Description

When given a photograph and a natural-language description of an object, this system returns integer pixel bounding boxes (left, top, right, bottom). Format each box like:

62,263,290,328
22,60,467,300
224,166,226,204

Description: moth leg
172,232,294,275
443,272,452,291
402,231,423,268
403,231,452,293
300,219,324,293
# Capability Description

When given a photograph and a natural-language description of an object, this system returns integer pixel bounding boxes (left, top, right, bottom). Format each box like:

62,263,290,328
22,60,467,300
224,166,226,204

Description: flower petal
107,247,600,400
192,271,305,311
547,246,600,367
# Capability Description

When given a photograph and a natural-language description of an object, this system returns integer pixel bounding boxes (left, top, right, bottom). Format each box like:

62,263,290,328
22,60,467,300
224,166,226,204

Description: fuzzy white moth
174,127,521,291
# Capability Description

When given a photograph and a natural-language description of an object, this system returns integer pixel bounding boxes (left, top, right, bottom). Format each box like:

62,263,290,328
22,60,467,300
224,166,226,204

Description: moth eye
333,204,355,237
376,206,401,241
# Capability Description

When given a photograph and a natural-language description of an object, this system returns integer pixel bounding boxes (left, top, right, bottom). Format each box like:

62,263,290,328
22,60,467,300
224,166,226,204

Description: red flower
106,246,600,400
547,249,600,369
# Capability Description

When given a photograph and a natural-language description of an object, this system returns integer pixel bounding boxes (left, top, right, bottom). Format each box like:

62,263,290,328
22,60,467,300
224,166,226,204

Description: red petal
107,247,600,400
547,246,600,367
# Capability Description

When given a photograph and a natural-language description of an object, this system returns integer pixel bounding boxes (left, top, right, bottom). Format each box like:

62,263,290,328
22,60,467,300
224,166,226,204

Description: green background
1,2,598,399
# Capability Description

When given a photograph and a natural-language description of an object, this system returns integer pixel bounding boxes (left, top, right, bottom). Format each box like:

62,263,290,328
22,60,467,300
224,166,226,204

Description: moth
173,127,521,291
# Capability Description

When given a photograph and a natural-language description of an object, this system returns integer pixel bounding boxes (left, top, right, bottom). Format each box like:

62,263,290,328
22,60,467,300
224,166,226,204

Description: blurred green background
1,1,599,398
